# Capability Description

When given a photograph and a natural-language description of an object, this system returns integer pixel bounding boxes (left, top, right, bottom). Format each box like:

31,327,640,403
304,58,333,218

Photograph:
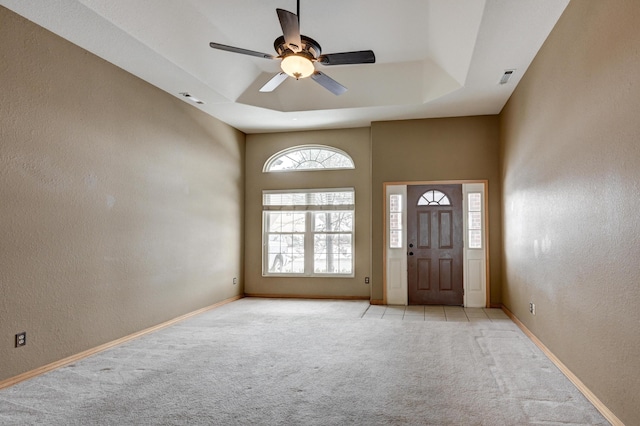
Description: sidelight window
467,192,482,249
389,194,403,248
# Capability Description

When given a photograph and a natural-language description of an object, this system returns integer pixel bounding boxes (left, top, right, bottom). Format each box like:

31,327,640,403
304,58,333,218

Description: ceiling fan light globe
281,55,314,80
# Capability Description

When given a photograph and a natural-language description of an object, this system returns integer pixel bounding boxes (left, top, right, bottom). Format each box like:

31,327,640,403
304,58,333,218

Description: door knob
409,243,414,248
408,251,414,256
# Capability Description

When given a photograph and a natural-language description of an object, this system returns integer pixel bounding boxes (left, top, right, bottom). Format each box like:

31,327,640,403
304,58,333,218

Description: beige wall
371,116,502,304
0,8,245,382
499,1,640,424
4,1,637,421
245,129,371,297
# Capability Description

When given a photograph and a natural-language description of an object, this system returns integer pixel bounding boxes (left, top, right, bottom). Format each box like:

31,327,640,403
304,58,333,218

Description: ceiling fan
209,1,375,96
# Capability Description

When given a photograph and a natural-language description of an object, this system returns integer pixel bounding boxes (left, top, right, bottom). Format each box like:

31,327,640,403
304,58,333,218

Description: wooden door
407,185,463,305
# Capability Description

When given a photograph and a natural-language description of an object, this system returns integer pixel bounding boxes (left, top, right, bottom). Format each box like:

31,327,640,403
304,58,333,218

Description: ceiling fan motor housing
274,35,322,60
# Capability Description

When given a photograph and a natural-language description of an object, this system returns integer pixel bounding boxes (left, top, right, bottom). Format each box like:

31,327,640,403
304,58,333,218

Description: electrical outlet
529,303,536,315
364,277,370,284
233,277,237,285
15,332,26,348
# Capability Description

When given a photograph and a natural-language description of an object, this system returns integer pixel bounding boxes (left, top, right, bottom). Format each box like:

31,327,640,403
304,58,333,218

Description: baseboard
369,299,385,305
501,305,624,426
0,295,243,390
244,293,369,301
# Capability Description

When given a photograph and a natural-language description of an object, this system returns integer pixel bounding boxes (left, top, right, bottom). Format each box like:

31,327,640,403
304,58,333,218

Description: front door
407,185,463,305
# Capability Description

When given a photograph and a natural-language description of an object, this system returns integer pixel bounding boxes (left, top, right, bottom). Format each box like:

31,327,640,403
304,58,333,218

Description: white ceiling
1,0,569,134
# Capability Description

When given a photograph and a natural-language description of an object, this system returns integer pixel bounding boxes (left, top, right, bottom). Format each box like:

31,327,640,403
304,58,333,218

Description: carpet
0,298,608,425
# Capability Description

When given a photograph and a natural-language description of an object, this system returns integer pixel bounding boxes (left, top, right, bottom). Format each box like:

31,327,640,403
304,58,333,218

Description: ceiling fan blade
311,71,347,96
276,8,302,53
317,50,376,66
259,72,289,92
209,42,275,60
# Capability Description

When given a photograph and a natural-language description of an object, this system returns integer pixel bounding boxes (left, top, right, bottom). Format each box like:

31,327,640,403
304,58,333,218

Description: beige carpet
0,298,607,425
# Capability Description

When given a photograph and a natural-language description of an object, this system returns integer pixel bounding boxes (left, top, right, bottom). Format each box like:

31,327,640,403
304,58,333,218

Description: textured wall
245,129,371,297
499,1,640,424
0,7,245,381
371,116,502,304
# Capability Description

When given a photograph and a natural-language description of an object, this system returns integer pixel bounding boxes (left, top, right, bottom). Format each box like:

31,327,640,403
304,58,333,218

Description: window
468,192,482,249
417,190,451,206
389,194,403,248
263,189,354,276
263,145,355,172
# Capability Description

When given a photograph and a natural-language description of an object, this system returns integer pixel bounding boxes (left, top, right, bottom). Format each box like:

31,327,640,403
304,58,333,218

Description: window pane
267,234,305,273
390,230,402,249
390,194,402,212
469,230,482,249
266,212,305,232
308,191,354,206
264,190,354,207
314,234,352,274
297,160,324,169
390,213,402,230
314,212,353,232
468,193,482,211
417,190,450,206
323,153,353,169
468,211,482,230
263,192,307,206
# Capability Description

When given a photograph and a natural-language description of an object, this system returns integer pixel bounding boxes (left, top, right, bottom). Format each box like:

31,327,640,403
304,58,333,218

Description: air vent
499,70,515,85
179,92,205,104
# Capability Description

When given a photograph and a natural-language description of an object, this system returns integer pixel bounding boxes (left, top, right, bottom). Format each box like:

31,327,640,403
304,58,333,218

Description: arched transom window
263,145,355,172
417,190,451,206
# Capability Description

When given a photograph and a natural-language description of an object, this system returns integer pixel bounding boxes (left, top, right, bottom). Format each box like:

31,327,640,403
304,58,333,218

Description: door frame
382,180,491,307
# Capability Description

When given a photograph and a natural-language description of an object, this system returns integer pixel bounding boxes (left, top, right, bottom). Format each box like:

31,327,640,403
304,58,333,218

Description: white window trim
262,188,355,278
